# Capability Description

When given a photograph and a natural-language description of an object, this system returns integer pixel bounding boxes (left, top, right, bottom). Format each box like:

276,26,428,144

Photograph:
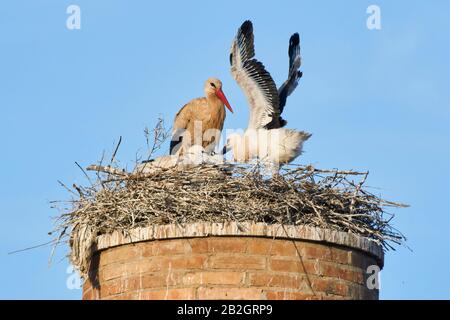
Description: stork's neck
206,92,225,112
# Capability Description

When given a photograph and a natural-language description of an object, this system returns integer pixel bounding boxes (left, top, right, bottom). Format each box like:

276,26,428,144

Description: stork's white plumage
226,129,311,164
226,20,311,166
136,145,225,174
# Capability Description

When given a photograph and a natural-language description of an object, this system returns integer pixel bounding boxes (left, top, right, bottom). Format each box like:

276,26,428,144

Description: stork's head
204,78,234,113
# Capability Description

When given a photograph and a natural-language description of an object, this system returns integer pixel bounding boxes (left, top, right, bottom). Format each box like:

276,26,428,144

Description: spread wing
278,33,303,113
230,20,284,129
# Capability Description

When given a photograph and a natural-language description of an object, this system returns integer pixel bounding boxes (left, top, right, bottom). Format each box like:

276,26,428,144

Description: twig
110,136,122,164
75,161,94,186
86,165,129,176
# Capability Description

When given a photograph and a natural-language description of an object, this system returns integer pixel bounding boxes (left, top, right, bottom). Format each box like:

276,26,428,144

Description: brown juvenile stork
170,78,233,156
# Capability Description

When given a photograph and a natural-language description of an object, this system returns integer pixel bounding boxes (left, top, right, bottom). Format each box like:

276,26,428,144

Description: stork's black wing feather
169,136,183,155
230,20,283,129
278,32,302,114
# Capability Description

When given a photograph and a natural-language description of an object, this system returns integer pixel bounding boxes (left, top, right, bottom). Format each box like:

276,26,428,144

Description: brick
100,245,141,266
208,237,248,253
126,259,159,274
84,237,380,301
82,288,92,300
311,278,349,297
247,241,351,264
301,245,349,265
169,255,207,269
266,291,321,300
141,274,166,289
269,241,299,256
320,263,364,284
142,240,187,257
110,293,138,300
113,255,207,276
183,271,244,286
151,255,206,272
269,258,320,275
208,255,266,270
198,287,262,300
82,280,92,292
141,273,181,289
248,273,308,289
100,263,127,281
322,295,348,300
100,260,157,281
124,276,141,291
100,276,141,297
140,288,196,300
100,279,125,297
246,238,273,255
187,238,209,253
330,248,351,265
247,239,298,257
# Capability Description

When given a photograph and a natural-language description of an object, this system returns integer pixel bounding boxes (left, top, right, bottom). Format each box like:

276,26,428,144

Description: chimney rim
95,221,384,266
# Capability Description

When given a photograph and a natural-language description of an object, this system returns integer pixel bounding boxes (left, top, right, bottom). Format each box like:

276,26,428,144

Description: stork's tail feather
264,116,287,130
297,131,312,142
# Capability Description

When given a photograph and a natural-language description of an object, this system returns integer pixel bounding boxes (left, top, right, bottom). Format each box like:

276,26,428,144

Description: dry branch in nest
51,119,408,279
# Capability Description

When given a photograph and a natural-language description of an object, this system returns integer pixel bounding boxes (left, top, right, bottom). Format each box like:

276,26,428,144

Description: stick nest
50,120,407,278
52,162,407,278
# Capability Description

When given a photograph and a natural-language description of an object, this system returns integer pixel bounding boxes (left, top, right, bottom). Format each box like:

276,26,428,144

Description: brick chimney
82,222,383,300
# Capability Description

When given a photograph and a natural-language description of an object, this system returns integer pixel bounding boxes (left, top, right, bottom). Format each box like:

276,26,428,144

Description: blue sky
1,0,449,299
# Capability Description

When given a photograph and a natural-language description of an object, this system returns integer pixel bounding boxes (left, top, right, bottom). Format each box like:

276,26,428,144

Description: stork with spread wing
224,20,311,166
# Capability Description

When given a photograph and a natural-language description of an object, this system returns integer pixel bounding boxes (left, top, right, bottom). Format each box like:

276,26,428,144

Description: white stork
224,20,311,168
137,78,233,174
170,78,233,156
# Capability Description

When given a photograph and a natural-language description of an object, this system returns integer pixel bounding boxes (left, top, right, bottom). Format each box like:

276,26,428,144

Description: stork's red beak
215,88,234,113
